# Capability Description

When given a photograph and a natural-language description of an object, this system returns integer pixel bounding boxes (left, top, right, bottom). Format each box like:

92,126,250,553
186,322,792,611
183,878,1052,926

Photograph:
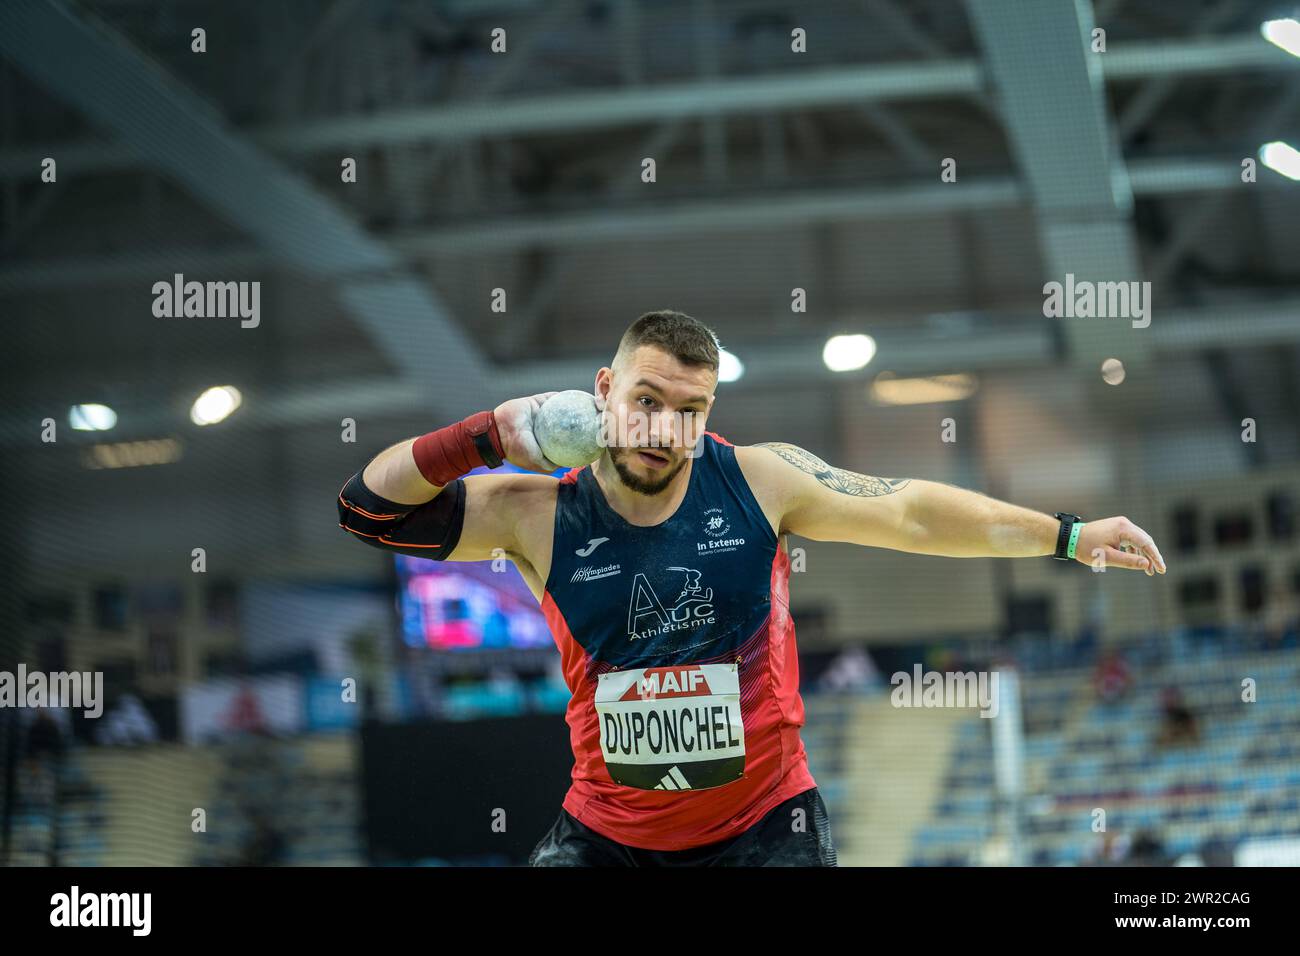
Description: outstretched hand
1074,516,1166,575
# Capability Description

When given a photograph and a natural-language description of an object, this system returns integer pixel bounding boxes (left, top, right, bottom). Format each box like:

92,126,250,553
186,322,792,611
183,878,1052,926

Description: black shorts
528,787,838,867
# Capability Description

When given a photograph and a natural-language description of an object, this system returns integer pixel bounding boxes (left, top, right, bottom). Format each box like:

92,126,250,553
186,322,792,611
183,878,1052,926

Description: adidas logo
653,766,692,791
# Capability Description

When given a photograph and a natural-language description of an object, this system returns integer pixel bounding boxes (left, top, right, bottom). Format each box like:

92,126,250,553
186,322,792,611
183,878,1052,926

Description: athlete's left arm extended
747,442,1165,574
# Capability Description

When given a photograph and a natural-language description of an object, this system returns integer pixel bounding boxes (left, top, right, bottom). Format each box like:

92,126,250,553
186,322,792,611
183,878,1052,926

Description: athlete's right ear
593,368,612,412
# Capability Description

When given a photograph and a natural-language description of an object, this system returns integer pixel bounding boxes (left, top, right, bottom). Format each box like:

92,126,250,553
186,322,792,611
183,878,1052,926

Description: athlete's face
596,346,716,496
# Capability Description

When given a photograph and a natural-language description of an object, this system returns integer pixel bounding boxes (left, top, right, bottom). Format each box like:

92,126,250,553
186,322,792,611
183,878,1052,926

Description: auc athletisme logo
627,567,717,641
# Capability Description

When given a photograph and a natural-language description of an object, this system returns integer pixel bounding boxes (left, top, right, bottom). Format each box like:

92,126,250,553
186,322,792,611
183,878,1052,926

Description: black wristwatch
1052,512,1083,561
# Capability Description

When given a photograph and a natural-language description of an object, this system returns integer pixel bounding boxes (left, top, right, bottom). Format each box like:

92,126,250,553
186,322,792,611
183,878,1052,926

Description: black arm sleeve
336,470,466,561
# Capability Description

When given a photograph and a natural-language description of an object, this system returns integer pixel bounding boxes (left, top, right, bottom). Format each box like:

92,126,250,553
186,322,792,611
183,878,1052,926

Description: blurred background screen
395,463,557,653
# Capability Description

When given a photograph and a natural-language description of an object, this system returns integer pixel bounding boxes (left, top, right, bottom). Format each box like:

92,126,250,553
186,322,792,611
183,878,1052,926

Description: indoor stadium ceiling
1,0,1298,443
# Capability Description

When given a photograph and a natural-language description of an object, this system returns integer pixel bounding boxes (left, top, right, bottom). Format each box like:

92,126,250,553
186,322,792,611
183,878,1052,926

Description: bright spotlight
69,404,117,431
718,349,744,383
1260,141,1300,180
1101,358,1127,386
822,334,877,372
190,386,243,426
1261,18,1300,58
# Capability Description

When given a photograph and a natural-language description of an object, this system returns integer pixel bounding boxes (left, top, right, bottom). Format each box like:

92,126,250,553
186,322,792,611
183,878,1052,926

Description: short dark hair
614,310,720,373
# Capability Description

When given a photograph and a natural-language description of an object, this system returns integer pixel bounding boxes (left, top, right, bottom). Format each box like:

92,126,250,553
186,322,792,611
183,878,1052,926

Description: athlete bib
595,663,745,791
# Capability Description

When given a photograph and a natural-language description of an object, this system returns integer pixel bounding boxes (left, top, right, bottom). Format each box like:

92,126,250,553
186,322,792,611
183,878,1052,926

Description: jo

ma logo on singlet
627,568,717,641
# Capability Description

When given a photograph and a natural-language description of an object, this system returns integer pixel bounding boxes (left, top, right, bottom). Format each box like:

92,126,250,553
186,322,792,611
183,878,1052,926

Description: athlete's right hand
493,392,562,473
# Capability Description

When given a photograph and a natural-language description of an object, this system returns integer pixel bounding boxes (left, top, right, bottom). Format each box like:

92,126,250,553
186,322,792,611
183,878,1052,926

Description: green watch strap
1066,521,1086,560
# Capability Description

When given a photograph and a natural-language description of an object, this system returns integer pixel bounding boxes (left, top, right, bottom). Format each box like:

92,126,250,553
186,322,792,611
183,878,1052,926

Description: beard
608,445,689,496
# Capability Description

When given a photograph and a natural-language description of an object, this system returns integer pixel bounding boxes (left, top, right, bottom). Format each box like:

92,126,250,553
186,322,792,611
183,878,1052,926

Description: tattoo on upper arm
755,442,911,497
